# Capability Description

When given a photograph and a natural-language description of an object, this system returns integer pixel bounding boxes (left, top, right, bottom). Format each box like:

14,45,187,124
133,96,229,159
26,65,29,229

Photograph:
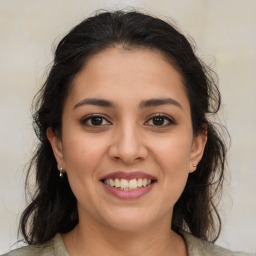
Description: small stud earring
193,164,197,168
59,165,64,178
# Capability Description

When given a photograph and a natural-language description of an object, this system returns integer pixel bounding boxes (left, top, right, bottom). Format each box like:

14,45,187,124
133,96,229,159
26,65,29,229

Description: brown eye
91,116,104,126
145,115,175,127
81,115,111,126
152,116,165,126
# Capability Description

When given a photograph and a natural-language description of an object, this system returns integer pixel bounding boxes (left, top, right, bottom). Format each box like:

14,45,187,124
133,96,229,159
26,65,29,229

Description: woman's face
48,47,206,232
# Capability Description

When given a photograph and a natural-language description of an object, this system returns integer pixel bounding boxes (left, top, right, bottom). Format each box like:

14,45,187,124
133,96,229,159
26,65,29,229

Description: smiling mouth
102,178,156,191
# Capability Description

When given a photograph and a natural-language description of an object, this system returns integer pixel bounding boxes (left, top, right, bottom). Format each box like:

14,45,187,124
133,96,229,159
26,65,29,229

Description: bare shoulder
181,231,254,256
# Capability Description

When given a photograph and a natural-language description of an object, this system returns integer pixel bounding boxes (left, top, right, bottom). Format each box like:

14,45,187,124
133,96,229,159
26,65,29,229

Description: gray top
1,232,254,256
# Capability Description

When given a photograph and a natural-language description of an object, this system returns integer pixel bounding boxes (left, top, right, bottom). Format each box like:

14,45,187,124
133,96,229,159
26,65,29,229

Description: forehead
67,47,189,110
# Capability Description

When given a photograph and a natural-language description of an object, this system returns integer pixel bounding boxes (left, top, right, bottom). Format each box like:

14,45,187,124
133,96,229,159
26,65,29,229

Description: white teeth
114,178,120,188
104,178,152,190
120,179,129,189
109,179,115,186
129,179,138,189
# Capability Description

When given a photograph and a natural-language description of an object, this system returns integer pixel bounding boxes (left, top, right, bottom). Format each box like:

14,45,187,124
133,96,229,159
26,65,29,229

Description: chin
99,207,156,232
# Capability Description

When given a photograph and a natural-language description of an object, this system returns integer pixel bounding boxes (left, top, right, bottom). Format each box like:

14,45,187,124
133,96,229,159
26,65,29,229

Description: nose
108,123,148,164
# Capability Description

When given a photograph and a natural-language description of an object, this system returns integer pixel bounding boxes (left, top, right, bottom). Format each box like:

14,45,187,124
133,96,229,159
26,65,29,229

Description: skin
47,47,207,256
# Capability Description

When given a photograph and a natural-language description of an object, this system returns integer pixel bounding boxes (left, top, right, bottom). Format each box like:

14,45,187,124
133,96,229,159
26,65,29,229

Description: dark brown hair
20,10,227,244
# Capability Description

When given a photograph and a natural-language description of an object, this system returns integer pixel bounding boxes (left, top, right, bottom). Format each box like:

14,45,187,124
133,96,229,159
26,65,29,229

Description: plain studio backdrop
0,0,255,254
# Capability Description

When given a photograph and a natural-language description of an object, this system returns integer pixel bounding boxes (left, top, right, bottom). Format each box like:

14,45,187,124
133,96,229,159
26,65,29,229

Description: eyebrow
73,98,115,109
73,97,183,110
139,98,183,109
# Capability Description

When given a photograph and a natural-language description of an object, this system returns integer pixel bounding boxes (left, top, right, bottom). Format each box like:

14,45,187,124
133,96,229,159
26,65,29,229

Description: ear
189,129,207,173
47,128,65,170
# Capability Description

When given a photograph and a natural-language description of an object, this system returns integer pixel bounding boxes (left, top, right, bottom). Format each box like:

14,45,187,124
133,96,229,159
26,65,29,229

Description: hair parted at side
20,10,227,245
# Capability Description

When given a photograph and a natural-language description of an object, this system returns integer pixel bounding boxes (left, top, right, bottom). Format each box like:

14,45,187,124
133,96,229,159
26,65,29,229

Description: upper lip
100,171,157,181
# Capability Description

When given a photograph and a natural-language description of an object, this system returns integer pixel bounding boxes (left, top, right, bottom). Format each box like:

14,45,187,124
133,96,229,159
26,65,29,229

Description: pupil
91,117,103,126
153,116,164,126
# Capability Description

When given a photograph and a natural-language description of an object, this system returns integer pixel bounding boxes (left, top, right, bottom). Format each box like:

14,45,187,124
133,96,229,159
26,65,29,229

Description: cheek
61,134,108,205
63,132,104,166
153,134,192,201
155,133,192,172
61,132,109,185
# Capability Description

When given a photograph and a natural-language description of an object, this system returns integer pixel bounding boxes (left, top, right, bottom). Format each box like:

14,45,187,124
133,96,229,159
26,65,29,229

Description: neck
62,215,188,256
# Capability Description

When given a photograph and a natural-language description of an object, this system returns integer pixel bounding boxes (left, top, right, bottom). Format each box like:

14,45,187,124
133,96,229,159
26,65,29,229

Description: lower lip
102,182,155,199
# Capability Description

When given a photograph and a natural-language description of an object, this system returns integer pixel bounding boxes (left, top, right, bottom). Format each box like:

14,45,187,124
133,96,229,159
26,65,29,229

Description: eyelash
80,114,175,127
81,114,112,127
145,114,175,127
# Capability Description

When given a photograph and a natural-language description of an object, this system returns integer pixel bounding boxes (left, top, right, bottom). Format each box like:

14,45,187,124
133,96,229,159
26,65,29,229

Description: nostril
108,135,148,163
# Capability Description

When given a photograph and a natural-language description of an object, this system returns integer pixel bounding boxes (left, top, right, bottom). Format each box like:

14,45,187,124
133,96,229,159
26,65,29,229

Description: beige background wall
0,0,255,253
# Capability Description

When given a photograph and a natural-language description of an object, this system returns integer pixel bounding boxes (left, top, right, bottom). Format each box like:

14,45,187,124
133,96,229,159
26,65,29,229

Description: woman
2,10,253,256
